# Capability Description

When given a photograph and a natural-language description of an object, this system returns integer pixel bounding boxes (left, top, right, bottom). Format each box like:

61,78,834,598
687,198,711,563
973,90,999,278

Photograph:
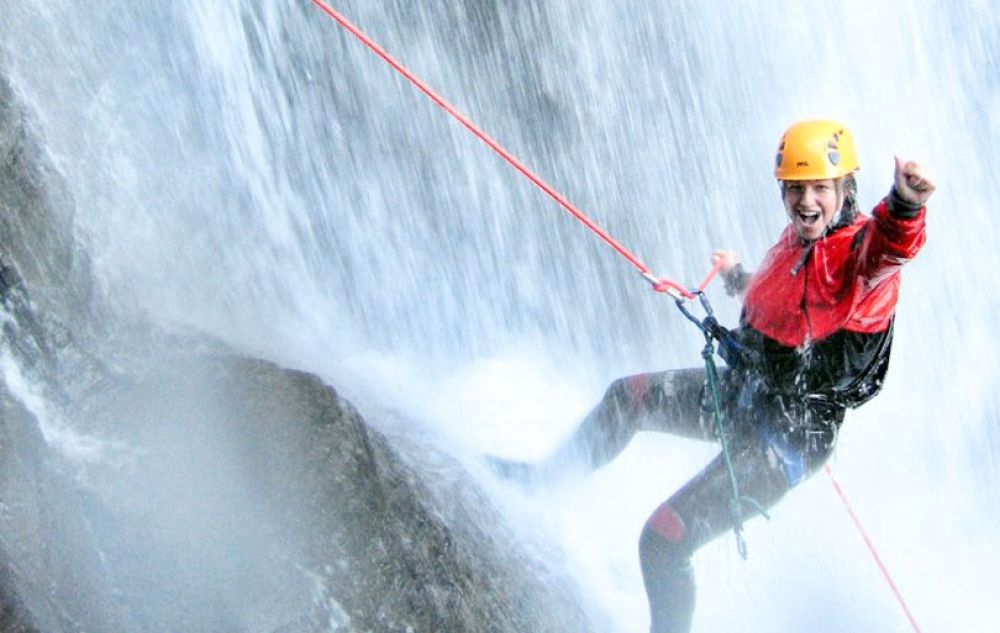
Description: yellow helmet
774,119,859,181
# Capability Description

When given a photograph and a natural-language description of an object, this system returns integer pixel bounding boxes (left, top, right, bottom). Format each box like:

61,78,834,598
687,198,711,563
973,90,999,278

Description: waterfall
1,1,997,631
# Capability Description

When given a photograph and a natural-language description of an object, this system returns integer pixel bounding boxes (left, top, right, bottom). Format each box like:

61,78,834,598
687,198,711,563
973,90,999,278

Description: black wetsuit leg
490,368,718,484
541,368,715,472
639,419,838,633
491,363,842,631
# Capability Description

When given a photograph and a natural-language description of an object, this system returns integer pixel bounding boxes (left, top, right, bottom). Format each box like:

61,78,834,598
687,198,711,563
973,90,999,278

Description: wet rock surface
0,80,594,633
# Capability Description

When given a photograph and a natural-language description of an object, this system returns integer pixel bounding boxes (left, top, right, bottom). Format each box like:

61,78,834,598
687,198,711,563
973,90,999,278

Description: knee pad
607,374,652,416
645,501,685,543
640,503,692,573
639,503,698,633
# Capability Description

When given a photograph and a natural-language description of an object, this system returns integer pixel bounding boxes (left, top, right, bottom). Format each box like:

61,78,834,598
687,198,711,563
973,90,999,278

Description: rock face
0,73,595,633
3,347,599,633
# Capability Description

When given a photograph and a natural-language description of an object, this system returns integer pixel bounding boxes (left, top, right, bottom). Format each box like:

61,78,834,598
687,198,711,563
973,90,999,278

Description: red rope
311,5,922,630
696,261,723,292
824,465,922,632
308,0,705,299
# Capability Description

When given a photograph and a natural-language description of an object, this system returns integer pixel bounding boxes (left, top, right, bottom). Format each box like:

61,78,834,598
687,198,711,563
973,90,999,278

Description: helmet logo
827,138,840,166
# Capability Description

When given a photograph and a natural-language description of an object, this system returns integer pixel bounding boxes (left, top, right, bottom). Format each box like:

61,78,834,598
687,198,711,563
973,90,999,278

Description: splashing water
2,1,998,631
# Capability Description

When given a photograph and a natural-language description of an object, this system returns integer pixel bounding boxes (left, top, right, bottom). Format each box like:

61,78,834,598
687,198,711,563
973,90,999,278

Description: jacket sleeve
857,188,927,287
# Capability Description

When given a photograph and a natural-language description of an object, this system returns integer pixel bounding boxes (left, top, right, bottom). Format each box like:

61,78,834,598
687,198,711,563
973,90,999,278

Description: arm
712,250,751,298
858,157,935,284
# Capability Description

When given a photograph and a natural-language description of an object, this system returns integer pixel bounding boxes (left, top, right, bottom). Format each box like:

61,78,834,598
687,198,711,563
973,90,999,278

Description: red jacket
743,198,927,348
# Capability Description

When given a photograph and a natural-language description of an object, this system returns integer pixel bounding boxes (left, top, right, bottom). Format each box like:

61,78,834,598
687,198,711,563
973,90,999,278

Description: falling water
1,0,997,631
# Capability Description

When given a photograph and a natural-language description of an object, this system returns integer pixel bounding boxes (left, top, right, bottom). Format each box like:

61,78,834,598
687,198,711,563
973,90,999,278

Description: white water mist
2,1,997,631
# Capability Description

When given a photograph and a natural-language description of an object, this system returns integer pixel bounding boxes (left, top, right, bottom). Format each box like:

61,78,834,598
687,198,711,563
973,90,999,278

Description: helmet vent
774,119,858,180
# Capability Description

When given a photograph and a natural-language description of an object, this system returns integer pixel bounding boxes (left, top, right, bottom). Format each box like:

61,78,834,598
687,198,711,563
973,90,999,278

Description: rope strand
308,0,708,298
309,5,922,631
825,465,922,632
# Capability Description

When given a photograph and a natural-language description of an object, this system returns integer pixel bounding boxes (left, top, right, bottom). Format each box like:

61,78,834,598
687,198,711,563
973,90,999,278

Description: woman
493,119,934,632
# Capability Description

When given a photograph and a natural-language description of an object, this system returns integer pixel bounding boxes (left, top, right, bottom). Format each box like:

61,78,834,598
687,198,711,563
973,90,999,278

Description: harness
674,293,768,559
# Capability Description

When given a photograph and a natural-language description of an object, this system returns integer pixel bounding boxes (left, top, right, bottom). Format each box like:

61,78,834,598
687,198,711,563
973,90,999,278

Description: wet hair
829,173,859,232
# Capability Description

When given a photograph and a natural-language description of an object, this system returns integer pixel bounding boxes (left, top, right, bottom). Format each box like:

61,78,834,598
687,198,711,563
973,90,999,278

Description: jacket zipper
793,244,814,343
801,262,813,342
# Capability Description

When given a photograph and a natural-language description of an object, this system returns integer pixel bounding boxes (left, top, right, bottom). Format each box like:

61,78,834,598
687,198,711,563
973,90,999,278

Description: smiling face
781,179,844,242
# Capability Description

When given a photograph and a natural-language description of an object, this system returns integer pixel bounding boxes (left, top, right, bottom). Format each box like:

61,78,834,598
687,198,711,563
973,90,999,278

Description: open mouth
796,209,822,226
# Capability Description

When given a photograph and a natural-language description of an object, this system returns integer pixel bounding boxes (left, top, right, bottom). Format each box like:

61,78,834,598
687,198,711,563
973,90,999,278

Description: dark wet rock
78,351,595,633
0,76,92,322
2,344,595,633
0,75,595,633
0,576,38,633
